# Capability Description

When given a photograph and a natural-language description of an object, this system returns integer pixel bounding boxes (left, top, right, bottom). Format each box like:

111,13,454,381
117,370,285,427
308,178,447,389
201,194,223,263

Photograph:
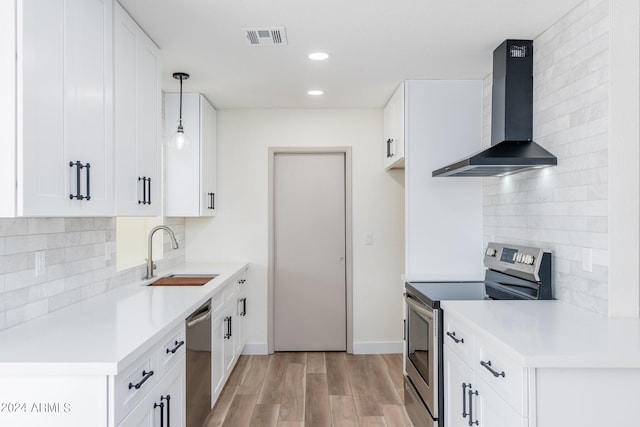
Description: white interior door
274,152,346,351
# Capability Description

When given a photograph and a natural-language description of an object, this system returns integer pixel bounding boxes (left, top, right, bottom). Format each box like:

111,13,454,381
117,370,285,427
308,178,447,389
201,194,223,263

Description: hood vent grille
242,27,288,46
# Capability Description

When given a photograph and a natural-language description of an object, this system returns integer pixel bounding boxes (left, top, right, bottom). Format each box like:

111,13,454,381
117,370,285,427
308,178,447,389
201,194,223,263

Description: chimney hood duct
432,40,557,177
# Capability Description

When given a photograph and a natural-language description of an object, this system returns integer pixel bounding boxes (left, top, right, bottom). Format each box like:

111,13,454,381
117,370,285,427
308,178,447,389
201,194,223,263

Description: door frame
267,146,353,354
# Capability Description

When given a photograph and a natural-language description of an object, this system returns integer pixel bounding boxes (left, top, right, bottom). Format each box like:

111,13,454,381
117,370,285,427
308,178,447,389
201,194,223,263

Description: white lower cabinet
113,324,186,427
444,313,528,427
211,268,248,404
118,354,185,427
445,347,525,427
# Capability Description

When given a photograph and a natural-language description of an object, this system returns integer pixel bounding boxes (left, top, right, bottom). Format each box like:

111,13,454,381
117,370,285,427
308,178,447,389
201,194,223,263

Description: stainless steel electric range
403,242,552,427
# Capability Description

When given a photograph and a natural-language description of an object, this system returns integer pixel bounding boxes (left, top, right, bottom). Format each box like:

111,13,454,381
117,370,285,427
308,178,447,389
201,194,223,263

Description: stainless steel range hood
433,40,557,177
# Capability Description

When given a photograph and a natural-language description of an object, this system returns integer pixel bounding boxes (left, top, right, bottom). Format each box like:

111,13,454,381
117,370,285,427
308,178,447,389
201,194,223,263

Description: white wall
185,109,405,353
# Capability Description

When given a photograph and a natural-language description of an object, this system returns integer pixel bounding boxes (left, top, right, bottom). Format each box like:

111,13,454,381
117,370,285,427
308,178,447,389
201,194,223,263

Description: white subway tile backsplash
5,300,48,329
27,218,65,234
483,0,610,314
0,217,186,331
0,219,28,236
4,234,48,255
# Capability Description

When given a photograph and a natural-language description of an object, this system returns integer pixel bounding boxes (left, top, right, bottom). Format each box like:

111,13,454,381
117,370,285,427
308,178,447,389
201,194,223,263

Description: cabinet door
136,34,161,216
156,355,185,427
383,83,405,170
165,93,202,217
211,309,228,400
224,310,236,374
472,376,527,427
117,396,155,427
235,296,247,357
444,346,474,427
200,96,217,216
114,3,160,216
20,0,113,216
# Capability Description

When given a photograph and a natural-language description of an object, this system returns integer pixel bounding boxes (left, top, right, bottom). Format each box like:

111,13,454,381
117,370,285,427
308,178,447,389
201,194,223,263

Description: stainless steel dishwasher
185,300,212,427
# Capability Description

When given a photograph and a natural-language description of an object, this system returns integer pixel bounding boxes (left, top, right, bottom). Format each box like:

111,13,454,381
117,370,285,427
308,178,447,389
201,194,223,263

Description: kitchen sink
148,274,218,286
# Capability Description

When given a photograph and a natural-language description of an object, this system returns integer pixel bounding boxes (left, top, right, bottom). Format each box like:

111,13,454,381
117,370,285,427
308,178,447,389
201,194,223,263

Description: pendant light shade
170,72,190,150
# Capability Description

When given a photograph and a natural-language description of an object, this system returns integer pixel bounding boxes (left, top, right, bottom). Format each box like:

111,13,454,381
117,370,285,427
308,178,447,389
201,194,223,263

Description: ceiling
119,0,583,109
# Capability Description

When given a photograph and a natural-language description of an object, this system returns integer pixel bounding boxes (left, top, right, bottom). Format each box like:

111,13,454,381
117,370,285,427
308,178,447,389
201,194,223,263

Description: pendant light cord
178,76,183,127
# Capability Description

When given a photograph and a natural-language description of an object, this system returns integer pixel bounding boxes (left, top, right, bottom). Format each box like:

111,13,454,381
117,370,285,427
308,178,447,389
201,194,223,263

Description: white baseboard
242,341,403,355
242,342,269,355
352,341,403,354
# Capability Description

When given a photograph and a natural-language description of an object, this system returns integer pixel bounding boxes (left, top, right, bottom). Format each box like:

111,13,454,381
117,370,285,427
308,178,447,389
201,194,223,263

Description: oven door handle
405,293,434,320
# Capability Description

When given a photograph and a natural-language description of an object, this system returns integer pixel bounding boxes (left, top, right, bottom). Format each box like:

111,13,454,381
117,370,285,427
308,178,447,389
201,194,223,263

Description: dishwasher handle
187,304,212,329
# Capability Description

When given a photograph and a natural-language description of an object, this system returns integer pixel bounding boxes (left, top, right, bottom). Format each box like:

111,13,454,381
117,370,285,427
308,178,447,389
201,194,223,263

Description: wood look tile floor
203,352,414,427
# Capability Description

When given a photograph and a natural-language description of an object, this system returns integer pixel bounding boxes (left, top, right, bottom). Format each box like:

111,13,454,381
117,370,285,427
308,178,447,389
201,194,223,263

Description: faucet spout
145,225,179,280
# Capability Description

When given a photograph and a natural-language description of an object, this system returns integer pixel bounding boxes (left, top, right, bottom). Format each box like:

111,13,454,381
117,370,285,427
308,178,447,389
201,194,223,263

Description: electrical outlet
582,248,593,273
104,242,112,262
35,251,46,277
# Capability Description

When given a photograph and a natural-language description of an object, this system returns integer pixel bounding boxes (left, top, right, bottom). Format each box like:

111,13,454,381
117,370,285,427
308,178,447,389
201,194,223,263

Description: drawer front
157,324,186,374
474,338,527,416
115,351,158,423
443,313,474,366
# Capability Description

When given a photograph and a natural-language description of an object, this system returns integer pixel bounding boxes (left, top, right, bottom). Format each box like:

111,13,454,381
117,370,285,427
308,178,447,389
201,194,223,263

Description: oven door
405,292,438,419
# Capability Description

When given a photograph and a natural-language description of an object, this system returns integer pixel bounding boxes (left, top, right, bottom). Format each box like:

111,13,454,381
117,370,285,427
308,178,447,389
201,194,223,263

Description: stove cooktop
406,281,487,308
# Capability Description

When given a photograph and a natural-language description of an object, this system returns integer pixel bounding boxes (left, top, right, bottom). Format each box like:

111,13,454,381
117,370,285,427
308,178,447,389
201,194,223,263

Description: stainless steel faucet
145,225,179,280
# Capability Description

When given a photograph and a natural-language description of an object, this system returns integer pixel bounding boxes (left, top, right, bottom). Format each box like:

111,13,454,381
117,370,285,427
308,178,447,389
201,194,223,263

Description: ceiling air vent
242,27,288,46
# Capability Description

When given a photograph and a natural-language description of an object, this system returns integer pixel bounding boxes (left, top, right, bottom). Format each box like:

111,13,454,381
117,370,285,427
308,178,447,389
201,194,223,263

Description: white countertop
441,300,640,368
0,262,247,376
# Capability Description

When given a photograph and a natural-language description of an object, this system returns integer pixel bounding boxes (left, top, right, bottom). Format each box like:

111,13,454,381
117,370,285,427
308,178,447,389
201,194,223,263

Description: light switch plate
35,251,46,277
364,232,374,245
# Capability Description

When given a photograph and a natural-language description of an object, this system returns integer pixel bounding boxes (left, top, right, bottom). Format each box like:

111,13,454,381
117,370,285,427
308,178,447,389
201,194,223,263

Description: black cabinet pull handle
224,316,230,339
138,177,145,204
69,161,83,200
242,298,247,316
166,340,184,354
462,383,470,419
69,161,90,201
85,163,91,201
480,360,505,378
161,395,171,427
128,370,154,390
386,138,391,158
468,389,478,426
229,315,232,337
147,177,152,205
154,401,165,427
447,331,464,344
207,192,215,209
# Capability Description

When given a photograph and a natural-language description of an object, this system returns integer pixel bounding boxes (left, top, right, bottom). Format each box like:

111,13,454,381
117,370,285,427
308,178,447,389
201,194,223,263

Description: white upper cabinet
4,0,115,217
165,93,217,217
383,83,405,169
114,3,161,216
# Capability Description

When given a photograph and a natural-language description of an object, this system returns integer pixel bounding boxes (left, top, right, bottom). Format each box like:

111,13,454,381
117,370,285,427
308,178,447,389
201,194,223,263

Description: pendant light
169,72,191,150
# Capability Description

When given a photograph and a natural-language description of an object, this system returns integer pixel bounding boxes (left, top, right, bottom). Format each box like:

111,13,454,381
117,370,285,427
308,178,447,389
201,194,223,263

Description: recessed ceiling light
308,52,330,61
307,90,324,96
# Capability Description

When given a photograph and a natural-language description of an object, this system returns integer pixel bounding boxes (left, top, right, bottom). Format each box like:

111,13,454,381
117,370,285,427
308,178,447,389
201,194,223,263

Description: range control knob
527,255,535,265
485,248,497,257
